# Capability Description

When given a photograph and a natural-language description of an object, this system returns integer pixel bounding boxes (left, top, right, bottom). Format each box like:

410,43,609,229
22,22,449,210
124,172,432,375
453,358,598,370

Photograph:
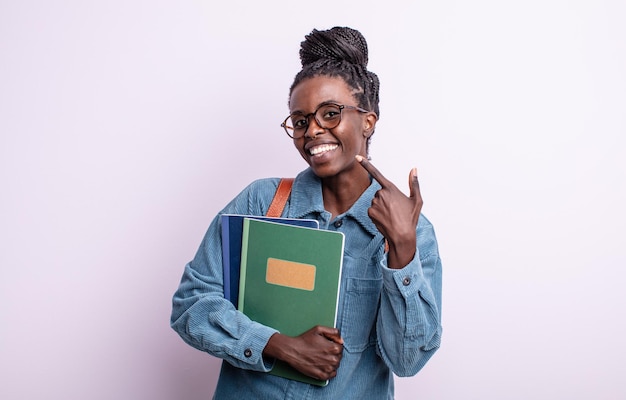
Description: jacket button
244,349,252,358
402,277,411,286
333,219,343,228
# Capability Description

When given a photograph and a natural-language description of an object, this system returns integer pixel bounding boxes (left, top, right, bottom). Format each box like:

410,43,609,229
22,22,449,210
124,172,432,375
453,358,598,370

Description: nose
304,116,324,139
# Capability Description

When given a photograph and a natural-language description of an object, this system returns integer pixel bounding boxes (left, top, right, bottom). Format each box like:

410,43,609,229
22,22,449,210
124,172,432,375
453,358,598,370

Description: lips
308,143,338,156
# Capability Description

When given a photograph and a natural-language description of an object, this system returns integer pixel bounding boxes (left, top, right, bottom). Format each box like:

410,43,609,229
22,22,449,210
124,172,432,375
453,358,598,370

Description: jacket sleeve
375,215,443,377
170,179,280,371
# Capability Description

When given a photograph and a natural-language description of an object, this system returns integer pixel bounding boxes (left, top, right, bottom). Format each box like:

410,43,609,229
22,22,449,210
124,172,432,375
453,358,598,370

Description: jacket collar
289,168,381,237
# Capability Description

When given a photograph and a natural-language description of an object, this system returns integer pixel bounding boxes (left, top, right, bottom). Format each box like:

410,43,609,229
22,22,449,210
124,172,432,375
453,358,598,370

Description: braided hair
289,27,381,149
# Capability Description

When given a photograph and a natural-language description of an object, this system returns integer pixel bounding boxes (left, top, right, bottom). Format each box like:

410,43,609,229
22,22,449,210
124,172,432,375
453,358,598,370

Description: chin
309,164,346,179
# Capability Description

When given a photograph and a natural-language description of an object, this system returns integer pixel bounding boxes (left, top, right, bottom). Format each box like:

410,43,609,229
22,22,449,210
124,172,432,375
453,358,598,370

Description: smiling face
289,75,377,180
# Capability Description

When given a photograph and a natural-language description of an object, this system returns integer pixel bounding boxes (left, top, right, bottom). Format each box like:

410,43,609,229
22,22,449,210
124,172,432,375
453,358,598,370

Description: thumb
408,168,420,198
320,327,344,345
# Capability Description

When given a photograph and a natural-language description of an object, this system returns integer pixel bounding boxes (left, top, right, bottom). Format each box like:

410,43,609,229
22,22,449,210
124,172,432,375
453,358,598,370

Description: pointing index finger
355,155,390,187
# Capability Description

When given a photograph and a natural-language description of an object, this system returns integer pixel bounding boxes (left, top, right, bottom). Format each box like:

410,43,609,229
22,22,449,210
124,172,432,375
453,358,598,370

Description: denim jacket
171,168,443,399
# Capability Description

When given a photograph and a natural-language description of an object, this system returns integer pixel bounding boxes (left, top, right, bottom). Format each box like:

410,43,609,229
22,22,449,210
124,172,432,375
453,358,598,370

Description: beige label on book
266,258,316,291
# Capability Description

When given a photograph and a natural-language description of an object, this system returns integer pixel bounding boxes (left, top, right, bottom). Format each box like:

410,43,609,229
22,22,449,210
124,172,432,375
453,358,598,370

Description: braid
299,27,368,68
290,27,381,121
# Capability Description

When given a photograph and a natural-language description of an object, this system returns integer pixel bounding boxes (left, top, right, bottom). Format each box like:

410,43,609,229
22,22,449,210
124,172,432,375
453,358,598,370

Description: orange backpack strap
265,178,294,217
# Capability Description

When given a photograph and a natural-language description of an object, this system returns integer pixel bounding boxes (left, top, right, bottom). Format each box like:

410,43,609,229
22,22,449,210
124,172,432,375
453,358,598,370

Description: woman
171,26,442,399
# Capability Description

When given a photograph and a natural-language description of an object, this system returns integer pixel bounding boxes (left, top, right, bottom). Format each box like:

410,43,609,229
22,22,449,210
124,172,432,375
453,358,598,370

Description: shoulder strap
265,178,294,217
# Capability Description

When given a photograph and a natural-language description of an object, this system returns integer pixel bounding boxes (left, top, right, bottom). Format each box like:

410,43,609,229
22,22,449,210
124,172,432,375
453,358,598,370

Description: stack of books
221,214,345,386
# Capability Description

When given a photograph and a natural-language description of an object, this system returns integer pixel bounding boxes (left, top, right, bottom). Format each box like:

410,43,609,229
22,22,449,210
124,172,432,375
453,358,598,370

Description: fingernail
355,155,363,162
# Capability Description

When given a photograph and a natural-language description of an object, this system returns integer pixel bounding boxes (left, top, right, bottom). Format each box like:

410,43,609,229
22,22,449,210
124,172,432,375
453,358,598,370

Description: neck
321,169,371,219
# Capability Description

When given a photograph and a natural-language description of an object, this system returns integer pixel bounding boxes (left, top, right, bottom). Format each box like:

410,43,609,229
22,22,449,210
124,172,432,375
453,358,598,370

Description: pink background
1,1,624,399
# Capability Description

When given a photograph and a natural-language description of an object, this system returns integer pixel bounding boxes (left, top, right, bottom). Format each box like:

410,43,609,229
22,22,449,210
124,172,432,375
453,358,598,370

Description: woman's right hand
263,326,344,381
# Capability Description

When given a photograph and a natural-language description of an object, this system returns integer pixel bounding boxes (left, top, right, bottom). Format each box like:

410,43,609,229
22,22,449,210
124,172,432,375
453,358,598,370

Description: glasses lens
315,104,342,129
284,114,308,138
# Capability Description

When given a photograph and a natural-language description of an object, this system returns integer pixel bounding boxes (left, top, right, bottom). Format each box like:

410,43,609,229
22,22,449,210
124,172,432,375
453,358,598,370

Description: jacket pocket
340,277,382,353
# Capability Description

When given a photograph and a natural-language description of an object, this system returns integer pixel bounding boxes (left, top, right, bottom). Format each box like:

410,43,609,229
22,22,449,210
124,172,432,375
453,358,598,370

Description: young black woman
171,26,442,399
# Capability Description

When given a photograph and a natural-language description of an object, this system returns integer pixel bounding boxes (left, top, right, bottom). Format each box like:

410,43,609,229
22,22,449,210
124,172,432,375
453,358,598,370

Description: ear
362,112,378,138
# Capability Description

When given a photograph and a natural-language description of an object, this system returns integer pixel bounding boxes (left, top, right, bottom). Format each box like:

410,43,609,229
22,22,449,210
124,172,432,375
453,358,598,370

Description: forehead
289,76,356,112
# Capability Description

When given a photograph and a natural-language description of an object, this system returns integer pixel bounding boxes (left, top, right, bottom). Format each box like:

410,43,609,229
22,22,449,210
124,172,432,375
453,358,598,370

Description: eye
320,105,341,121
291,115,308,129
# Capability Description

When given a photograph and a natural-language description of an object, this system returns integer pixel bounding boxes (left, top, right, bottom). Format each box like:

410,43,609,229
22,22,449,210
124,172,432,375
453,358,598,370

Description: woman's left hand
356,155,422,269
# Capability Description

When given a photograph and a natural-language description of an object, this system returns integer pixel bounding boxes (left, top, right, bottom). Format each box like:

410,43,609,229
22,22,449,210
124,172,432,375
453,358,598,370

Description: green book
238,218,345,386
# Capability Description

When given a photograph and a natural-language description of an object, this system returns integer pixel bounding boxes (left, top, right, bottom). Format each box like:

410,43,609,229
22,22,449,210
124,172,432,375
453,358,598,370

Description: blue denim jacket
171,168,442,399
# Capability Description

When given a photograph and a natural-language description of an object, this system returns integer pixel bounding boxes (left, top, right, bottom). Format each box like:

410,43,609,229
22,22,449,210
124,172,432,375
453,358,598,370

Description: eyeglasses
281,102,370,139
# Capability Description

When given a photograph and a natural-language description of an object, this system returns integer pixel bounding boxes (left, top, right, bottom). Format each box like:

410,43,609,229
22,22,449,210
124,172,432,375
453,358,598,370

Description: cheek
294,140,309,160
340,129,367,151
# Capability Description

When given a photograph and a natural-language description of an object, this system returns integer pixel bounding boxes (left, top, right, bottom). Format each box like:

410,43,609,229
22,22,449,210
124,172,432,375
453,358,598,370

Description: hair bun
299,26,369,68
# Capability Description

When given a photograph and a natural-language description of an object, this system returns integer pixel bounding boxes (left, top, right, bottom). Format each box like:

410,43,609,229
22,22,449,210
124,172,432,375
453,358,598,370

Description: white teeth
309,144,338,156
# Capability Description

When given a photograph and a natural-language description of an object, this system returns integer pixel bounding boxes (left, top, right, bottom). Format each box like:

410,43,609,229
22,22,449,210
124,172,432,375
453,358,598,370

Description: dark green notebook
238,218,345,386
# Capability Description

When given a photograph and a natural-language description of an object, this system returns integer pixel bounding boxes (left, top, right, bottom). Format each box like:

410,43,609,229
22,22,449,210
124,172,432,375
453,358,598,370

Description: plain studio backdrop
1,1,624,399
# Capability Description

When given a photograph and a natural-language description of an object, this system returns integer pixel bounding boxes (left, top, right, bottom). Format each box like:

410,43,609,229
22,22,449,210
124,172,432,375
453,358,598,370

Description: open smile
308,144,338,156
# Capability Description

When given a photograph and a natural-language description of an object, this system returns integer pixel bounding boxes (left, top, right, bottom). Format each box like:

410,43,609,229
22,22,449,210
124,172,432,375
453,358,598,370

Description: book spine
237,218,250,311
221,216,231,302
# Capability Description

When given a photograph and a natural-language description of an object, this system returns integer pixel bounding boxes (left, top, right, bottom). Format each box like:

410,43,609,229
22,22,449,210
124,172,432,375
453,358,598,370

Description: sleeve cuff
380,254,424,297
237,323,279,372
